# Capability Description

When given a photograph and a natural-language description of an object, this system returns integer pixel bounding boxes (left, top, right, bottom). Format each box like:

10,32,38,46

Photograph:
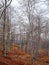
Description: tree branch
0,0,12,19
0,1,4,9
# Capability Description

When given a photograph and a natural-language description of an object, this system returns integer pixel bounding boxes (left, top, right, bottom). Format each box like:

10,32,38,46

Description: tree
0,0,12,56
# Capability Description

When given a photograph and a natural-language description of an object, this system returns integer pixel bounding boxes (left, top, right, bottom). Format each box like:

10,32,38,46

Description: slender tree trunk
2,0,7,56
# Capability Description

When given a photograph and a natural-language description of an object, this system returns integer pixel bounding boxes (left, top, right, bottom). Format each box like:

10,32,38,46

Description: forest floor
0,46,49,65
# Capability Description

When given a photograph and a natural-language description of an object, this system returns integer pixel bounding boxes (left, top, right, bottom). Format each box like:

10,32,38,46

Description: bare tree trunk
6,8,11,53
2,0,7,56
2,0,12,56
45,22,48,56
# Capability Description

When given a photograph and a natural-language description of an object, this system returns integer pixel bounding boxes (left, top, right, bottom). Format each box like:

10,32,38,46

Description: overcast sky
11,0,49,18
10,0,49,33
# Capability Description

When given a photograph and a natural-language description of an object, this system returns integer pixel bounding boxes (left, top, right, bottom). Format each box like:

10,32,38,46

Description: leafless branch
0,0,12,19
